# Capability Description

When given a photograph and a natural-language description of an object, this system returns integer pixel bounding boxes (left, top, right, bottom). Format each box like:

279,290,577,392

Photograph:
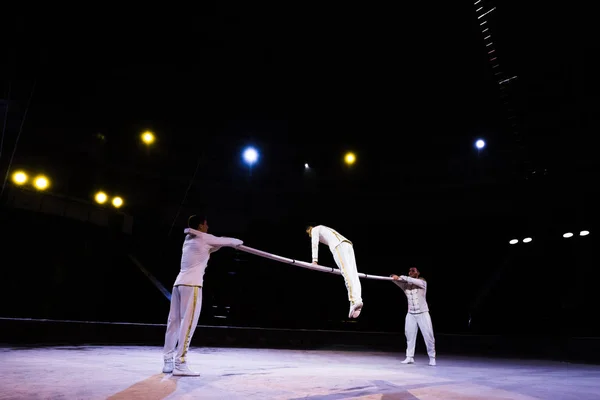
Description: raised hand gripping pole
236,245,393,281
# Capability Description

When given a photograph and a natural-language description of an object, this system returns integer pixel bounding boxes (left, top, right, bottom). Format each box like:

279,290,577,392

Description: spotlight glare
563,232,574,238
95,191,108,204
12,171,28,185
509,239,518,245
580,230,590,236
112,196,124,208
242,147,259,166
344,152,356,165
141,131,155,145
523,237,532,243
33,175,50,190
475,139,485,149
304,163,309,169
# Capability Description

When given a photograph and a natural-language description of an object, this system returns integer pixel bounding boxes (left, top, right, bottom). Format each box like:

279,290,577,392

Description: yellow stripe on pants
179,286,198,363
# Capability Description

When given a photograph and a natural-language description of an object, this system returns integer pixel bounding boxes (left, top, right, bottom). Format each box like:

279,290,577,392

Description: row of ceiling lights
509,230,590,244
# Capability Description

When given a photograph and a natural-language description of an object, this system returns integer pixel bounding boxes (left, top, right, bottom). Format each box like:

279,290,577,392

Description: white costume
393,275,436,365
310,225,363,317
163,228,243,375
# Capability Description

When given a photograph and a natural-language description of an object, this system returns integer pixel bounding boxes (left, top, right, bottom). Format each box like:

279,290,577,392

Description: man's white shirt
393,276,429,314
173,228,243,287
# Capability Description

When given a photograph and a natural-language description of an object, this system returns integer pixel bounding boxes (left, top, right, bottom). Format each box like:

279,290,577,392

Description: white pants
163,285,203,364
405,311,436,358
332,242,362,305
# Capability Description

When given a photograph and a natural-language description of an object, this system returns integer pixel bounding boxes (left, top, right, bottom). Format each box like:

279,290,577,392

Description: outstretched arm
399,276,427,289
186,228,243,248
390,274,407,289
311,226,320,263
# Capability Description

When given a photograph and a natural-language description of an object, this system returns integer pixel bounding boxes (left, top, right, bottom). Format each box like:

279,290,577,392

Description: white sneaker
429,357,436,366
349,301,363,318
162,359,174,373
173,362,201,376
401,357,414,364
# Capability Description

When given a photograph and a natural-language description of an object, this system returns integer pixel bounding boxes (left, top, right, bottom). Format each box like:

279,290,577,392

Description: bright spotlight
33,175,50,190
12,171,28,185
523,237,532,243
563,232,574,238
141,131,155,145
475,139,485,149
304,163,309,169
95,191,108,204
580,230,590,237
112,196,124,208
344,152,356,165
242,147,259,166
509,239,518,245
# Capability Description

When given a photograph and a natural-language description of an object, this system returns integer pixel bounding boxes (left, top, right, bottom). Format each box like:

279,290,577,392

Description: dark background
0,2,598,349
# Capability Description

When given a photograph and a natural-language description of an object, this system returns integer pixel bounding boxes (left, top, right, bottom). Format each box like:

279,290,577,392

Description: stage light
112,196,124,208
33,175,50,190
580,230,590,237
563,232,573,238
12,171,28,185
141,131,155,145
305,163,309,169
509,239,518,245
344,152,356,165
94,191,108,204
242,147,259,166
523,237,532,243
475,139,485,149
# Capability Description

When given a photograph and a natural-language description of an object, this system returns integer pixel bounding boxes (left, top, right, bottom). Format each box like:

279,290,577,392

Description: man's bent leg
163,286,181,363
333,243,362,303
416,312,436,361
341,243,362,305
174,286,203,376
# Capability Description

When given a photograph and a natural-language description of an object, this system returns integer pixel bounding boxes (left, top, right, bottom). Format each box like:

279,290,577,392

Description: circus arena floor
2,345,600,399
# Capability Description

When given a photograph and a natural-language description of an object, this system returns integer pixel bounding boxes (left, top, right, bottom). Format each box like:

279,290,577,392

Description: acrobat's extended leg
333,242,363,317
162,286,181,373
416,311,436,365
402,313,418,364
173,285,203,376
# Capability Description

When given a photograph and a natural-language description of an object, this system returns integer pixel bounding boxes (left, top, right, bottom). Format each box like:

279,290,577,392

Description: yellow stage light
141,131,155,145
112,196,124,208
12,171,28,185
33,175,50,190
95,191,108,204
344,152,356,165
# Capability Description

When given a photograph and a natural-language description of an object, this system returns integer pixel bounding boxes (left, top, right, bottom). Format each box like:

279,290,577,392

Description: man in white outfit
306,225,363,318
391,267,436,366
162,215,243,376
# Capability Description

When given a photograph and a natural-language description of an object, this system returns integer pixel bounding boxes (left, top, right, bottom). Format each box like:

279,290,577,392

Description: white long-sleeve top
173,228,243,287
310,225,352,262
393,276,429,314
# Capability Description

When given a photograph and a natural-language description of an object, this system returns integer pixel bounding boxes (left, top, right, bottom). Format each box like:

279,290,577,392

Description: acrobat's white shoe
173,362,201,376
401,357,415,364
162,359,174,373
349,301,363,318
429,357,436,366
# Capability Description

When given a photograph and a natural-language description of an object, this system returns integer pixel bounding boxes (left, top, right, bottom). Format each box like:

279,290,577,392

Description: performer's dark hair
188,214,207,229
